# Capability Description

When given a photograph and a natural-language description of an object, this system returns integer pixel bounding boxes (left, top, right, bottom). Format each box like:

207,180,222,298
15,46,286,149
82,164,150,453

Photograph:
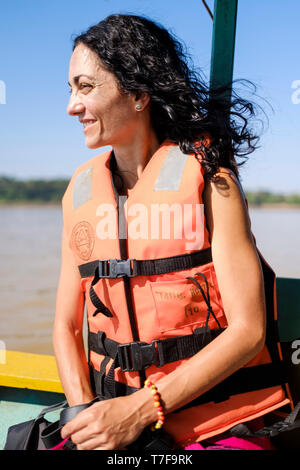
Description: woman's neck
112,127,161,191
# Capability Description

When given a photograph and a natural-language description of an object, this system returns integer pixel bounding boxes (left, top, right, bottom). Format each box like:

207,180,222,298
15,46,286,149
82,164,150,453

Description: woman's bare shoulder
203,166,251,241
205,166,245,197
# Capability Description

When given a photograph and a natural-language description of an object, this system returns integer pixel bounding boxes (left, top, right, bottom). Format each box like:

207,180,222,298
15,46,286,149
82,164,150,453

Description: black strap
89,329,287,406
40,398,98,449
22,400,68,449
259,252,281,356
59,398,99,426
40,421,64,449
91,368,139,398
89,282,113,318
78,248,213,279
35,400,68,420
186,272,222,334
230,400,300,440
174,361,287,411
89,327,224,372
89,327,224,399
97,356,111,396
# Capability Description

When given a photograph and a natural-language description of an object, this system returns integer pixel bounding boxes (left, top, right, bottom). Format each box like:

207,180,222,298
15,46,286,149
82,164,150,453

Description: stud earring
136,104,142,111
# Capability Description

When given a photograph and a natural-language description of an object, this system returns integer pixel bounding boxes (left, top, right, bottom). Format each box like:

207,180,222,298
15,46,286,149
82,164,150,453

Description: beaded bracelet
144,379,165,430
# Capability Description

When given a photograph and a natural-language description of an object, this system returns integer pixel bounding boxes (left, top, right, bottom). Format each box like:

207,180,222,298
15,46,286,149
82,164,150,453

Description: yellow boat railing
0,350,63,394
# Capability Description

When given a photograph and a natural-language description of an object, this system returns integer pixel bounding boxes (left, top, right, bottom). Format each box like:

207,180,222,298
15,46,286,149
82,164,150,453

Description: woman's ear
134,92,151,111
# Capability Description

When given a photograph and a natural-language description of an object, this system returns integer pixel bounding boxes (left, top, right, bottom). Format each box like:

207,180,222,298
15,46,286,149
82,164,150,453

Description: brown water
0,205,299,355
0,205,62,355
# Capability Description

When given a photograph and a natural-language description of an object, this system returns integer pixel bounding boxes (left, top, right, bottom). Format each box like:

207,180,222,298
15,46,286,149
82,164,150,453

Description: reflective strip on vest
154,146,189,191
73,165,93,210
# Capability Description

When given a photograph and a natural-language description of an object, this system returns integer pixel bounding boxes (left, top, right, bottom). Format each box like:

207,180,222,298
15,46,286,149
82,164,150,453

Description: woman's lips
82,120,97,133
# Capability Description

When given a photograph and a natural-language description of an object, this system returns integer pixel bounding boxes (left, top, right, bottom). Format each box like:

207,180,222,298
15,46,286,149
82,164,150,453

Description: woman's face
67,43,139,149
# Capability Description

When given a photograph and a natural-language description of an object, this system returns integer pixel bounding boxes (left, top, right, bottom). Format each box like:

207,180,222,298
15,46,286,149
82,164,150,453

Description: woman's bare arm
52,228,96,406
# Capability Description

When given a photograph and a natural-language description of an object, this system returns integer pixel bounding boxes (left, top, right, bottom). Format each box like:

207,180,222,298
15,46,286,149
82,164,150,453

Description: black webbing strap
89,330,287,406
89,281,113,318
91,368,139,398
259,252,281,357
89,327,223,399
78,248,213,279
173,361,287,411
229,400,300,441
90,359,287,408
89,327,224,372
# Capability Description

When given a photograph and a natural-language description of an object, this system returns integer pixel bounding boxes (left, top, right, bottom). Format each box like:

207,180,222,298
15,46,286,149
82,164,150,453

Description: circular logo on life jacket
71,221,94,261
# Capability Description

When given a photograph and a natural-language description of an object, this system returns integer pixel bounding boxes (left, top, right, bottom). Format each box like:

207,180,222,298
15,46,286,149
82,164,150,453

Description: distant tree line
245,190,300,206
0,176,68,203
0,176,300,205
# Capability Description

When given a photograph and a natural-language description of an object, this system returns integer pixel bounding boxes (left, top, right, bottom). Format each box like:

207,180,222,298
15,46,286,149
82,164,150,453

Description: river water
0,205,299,355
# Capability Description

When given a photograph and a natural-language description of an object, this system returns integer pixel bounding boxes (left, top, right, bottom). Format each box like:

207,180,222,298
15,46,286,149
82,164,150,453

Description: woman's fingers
61,408,94,439
61,396,146,449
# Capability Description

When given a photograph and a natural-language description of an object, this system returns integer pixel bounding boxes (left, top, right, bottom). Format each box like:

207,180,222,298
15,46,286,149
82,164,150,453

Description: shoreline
248,203,300,210
1,202,300,209
0,201,61,207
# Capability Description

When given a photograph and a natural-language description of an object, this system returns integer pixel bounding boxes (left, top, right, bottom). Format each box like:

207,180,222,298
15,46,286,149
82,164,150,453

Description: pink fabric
185,436,274,450
184,418,275,450
44,438,70,450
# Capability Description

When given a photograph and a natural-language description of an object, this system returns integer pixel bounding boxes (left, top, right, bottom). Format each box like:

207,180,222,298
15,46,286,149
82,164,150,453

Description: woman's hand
60,393,152,450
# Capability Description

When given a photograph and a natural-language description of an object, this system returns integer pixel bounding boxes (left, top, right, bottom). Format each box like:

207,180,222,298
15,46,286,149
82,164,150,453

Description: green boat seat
276,277,300,404
277,278,300,342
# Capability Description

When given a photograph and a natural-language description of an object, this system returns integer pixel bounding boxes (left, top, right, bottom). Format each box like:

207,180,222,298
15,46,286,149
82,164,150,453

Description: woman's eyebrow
68,74,95,86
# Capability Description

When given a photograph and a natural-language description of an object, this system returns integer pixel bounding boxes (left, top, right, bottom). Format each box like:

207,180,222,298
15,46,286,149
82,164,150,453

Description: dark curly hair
73,14,267,181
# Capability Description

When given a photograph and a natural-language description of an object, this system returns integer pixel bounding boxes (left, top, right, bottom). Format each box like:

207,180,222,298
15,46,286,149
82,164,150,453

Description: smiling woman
51,14,291,451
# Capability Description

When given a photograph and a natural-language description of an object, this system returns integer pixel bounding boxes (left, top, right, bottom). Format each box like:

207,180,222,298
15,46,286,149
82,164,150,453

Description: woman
53,14,289,450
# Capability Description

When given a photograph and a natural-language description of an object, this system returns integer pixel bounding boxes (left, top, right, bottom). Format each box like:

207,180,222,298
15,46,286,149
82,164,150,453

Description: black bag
4,400,68,450
230,400,300,450
4,398,174,451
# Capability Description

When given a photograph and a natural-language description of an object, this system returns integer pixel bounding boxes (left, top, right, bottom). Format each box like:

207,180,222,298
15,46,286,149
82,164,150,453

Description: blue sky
0,0,299,193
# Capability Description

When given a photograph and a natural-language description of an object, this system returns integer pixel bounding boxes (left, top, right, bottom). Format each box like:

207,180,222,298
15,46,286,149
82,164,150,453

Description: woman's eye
68,83,93,95
79,83,93,91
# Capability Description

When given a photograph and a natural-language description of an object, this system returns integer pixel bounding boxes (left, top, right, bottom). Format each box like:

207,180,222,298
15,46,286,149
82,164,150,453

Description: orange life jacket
62,141,290,447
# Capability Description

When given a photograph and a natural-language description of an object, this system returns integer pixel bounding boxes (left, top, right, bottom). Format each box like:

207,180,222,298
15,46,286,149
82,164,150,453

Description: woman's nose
67,93,85,116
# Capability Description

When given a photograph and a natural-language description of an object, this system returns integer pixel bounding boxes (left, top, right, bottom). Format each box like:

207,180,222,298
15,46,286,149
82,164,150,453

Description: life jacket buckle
117,340,164,371
98,259,137,278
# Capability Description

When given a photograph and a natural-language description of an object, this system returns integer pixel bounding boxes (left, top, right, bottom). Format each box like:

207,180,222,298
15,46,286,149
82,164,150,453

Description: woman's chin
85,138,105,150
